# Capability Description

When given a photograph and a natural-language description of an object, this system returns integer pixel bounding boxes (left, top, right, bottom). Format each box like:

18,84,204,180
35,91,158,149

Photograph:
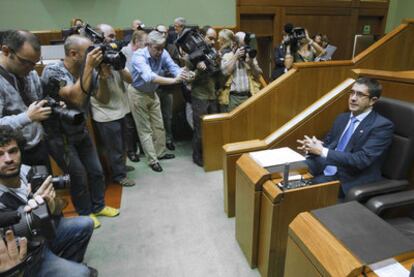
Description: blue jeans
48,133,106,215
26,216,94,277
94,118,127,182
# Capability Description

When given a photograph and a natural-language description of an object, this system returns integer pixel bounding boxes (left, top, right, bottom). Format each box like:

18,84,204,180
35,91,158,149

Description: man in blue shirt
131,30,188,172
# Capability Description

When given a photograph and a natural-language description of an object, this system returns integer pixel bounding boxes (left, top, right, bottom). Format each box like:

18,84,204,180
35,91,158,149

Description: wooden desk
285,210,414,277
234,153,339,271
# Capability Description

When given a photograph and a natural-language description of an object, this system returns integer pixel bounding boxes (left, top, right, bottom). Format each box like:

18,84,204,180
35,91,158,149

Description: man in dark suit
297,77,394,196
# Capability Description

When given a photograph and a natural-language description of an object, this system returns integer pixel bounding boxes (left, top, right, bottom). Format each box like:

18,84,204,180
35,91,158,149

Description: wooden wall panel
205,20,414,172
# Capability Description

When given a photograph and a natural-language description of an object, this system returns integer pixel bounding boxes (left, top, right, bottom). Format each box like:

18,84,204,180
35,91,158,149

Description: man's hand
297,135,324,156
33,176,56,213
234,47,245,59
0,230,27,273
85,47,104,69
196,61,207,71
26,100,52,122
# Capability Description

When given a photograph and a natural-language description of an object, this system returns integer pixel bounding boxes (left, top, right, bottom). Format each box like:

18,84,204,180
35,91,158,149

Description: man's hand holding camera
85,47,104,71
32,176,56,214
26,100,52,122
0,230,27,274
234,47,246,60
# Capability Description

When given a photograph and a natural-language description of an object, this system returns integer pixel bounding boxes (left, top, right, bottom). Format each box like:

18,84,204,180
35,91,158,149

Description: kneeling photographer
41,33,120,229
0,126,95,276
220,31,263,112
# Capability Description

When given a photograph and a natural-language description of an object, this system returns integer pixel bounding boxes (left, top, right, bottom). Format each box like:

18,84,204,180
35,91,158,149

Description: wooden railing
203,19,414,172
223,68,414,217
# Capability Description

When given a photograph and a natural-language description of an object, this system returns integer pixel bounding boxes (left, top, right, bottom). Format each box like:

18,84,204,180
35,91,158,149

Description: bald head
96,23,116,42
131,19,143,30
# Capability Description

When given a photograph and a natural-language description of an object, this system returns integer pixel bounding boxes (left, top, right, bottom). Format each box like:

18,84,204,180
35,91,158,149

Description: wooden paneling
205,20,414,172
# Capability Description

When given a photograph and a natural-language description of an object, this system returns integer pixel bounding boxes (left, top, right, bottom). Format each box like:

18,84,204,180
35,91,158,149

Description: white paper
249,147,305,168
370,258,409,277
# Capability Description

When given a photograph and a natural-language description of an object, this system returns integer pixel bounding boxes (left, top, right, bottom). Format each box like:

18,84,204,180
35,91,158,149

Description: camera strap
0,65,35,107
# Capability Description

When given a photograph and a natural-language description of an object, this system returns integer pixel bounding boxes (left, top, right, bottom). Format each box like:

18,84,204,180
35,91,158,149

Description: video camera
175,28,220,74
283,24,306,53
82,24,126,70
42,78,85,125
27,166,70,193
240,32,258,59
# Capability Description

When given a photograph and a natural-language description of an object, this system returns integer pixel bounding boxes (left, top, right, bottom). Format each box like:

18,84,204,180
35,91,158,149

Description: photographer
293,29,326,62
0,125,95,276
220,31,263,112
41,35,120,228
130,30,190,172
185,27,220,167
0,30,52,167
90,23,135,187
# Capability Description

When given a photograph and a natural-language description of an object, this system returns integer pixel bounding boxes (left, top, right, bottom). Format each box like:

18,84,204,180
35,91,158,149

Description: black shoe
88,266,98,277
127,152,140,162
150,162,163,172
193,159,203,167
166,142,175,151
126,165,135,172
158,153,175,160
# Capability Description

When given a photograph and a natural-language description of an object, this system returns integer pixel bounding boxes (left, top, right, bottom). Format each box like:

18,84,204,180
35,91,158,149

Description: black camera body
241,32,258,59
83,24,126,70
283,26,306,53
175,28,220,74
27,166,70,193
42,78,85,125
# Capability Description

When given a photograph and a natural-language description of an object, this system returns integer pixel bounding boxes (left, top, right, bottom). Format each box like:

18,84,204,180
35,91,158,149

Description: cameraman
0,125,95,276
0,30,52,167
41,35,120,228
221,31,263,112
90,23,135,187
185,27,220,167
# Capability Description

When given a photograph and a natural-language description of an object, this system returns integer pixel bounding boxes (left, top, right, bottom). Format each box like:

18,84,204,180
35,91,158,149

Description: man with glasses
187,26,220,167
297,77,394,196
0,30,51,167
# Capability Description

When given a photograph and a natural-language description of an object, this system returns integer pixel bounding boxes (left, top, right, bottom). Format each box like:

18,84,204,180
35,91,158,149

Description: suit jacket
306,110,394,193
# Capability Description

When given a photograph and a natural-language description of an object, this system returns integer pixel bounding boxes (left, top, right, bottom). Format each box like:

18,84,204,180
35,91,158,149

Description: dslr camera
27,166,70,193
42,78,85,125
82,24,126,70
240,32,258,60
175,28,220,74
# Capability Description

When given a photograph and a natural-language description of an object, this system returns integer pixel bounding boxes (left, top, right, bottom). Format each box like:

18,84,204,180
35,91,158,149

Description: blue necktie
324,116,358,176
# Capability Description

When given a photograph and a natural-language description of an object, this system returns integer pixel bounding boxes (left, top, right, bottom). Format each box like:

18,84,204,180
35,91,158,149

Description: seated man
297,77,394,196
0,125,96,276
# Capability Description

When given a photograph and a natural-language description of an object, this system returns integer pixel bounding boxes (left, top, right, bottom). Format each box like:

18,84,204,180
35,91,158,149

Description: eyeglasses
348,90,370,98
206,36,216,41
10,49,39,67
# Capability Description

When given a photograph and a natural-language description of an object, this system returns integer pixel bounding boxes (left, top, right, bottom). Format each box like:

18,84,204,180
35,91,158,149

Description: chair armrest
345,179,409,203
365,190,414,216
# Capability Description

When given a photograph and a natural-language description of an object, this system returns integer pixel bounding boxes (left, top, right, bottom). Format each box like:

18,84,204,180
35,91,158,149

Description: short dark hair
2,30,41,53
0,125,26,150
355,77,382,98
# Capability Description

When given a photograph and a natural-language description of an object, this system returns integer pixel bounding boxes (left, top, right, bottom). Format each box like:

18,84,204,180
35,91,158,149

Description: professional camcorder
241,32,258,59
82,24,126,70
282,23,306,53
175,28,220,74
42,78,85,125
27,166,70,193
